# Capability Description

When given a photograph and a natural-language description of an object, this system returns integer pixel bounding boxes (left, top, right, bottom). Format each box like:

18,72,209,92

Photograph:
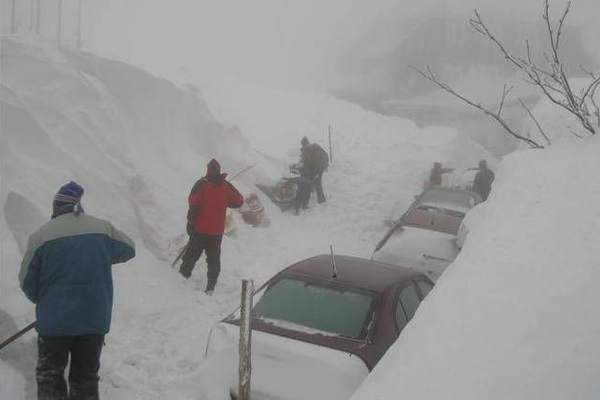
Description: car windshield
417,189,478,215
251,277,375,339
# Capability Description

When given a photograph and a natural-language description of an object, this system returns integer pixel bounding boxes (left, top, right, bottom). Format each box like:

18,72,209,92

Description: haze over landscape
2,1,600,399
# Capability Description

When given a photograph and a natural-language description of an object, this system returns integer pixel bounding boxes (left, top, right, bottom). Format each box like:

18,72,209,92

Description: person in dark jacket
300,137,329,204
180,159,244,293
19,181,135,400
428,162,454,186
472,160,495,201
293,164,314,215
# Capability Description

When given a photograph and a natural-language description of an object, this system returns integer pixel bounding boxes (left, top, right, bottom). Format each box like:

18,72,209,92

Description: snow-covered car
373,207,460,280
204,255,434,400
386,187,482,226
409,187,482,222
373,188,480,279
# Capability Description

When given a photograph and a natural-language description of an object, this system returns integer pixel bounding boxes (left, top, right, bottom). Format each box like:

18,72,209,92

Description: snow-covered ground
351,136,600,399
0,37,492,399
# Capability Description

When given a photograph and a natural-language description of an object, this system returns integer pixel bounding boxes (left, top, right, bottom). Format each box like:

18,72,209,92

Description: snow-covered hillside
351,136,600,400
1,37,491,399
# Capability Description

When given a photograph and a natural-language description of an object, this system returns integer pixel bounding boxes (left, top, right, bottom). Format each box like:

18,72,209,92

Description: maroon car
204,255,433,400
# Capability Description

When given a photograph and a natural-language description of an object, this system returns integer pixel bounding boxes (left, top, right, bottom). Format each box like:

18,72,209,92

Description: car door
393,281,422,335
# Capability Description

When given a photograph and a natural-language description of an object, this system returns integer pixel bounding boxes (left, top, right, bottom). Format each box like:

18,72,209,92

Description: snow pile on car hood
351,137,600,400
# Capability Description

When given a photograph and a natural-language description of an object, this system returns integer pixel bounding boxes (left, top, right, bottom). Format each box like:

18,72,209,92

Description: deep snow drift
1,37,491,399
351,136,600,399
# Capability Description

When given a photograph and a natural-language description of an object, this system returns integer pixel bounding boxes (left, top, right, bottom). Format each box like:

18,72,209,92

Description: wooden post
238,279,254,400
57,0,63,44
11,0,17,33
328,125,333,164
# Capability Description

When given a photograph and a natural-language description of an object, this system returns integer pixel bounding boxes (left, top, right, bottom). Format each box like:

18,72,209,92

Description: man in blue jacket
19,181,135,400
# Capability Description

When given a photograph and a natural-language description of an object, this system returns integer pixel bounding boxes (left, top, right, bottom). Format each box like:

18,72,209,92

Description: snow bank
521,78,599,146
0,361,25,399
1,37,492,399
351,137,600,400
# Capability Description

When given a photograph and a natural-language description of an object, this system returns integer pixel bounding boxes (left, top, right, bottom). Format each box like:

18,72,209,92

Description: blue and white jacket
19,213,135,336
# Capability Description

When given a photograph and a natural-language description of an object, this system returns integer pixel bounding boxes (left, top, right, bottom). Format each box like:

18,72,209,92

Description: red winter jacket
188,175,244,235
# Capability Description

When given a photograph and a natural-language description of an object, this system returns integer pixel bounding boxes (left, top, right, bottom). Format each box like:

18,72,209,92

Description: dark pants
313,172,326,203
37,335,104,400
294,177,313,213
179,234,223,290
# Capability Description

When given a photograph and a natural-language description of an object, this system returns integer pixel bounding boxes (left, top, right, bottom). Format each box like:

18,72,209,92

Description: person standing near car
428,162,454,186
473,159,495,201
300,136,329,204
19,181,136,400
180,159,244,293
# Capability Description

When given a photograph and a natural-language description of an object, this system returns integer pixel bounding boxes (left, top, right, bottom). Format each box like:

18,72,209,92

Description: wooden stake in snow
238,279,254,400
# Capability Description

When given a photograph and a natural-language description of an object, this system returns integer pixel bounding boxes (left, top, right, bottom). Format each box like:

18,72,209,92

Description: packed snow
351,135,600,400
0,37,492,399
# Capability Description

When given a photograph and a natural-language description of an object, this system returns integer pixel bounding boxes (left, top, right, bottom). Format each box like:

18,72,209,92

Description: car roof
280,254,423,293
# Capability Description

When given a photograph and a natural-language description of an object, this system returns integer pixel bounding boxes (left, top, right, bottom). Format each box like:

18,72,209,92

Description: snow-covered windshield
417,189,478,215
252,278,375,340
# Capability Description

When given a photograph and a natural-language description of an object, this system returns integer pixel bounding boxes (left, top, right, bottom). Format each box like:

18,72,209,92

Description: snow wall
351,135,600,399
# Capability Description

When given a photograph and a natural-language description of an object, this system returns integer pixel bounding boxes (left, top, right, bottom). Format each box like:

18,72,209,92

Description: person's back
20,212,135,335
473,160,495,200
299,137,329,204
180,159,244,292
19,181,135,400
301,142,329,178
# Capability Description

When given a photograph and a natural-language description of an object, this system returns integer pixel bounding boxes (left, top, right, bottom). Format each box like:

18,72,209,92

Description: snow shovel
0,321,36,351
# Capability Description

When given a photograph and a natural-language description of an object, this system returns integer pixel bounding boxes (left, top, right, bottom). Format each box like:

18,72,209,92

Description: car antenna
330,244,338,279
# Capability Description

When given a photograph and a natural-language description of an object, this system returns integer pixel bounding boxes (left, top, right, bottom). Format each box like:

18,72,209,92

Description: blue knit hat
53,181,84,216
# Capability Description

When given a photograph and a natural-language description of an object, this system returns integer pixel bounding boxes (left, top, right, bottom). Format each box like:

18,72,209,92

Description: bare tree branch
519,98,552,146
410,66,544,149
412,0,598,147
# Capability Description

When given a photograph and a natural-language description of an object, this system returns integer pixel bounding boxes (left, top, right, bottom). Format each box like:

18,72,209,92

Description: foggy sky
80,0,599,90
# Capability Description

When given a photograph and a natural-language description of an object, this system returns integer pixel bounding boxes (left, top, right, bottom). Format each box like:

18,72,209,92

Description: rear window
252,277,375,339
418,189,477,214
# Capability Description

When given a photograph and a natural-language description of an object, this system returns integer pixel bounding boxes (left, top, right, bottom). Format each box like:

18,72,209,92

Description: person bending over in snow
300,136,329,204
472,159,495,201
19,181,136,400
180,159,244,293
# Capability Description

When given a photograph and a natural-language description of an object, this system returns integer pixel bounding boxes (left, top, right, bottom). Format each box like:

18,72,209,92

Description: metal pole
29,0,34,32
11,0,17,33
57,0,63,44
77,0,83,49
35,0,41,35
238,279,254,400
328,125,333,164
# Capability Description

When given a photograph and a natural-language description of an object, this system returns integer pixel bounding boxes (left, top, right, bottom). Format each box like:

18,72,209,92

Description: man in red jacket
180,159,244,293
